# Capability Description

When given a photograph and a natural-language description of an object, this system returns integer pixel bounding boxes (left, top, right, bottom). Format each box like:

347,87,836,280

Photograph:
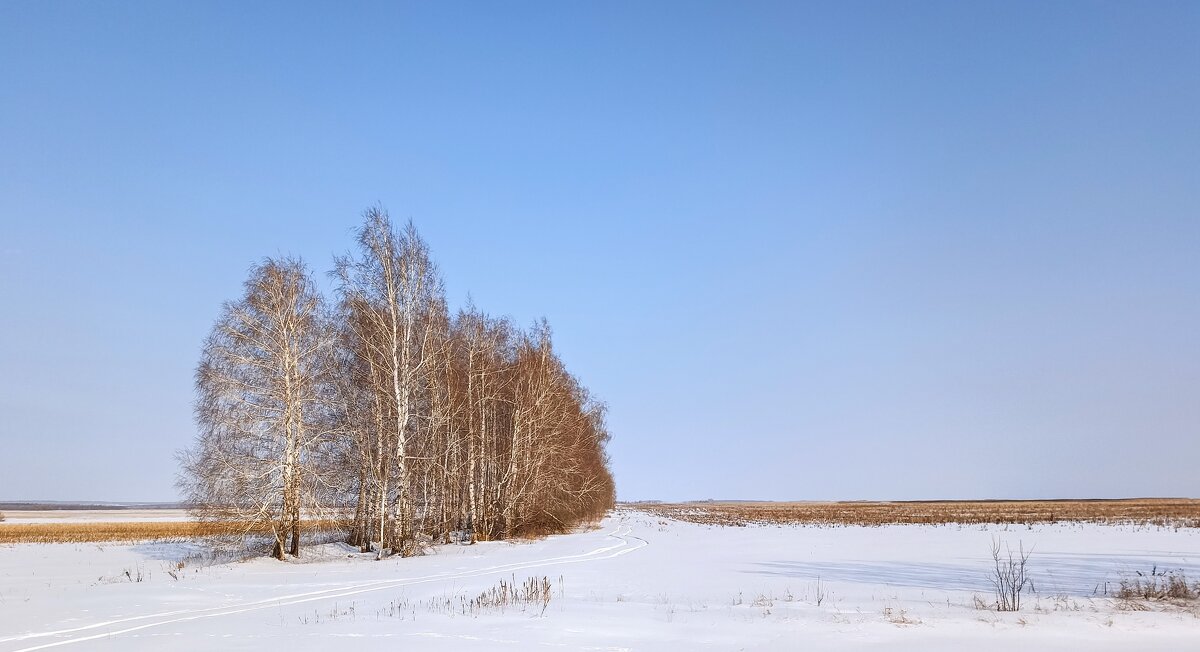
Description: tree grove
180,209,615,559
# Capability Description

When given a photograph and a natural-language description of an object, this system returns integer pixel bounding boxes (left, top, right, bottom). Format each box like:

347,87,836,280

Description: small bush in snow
991,538,1032,612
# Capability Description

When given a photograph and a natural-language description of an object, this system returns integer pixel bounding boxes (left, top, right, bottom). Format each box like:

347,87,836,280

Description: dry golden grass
0,520,346,544
627,499,1200,528
1116,568,1199,602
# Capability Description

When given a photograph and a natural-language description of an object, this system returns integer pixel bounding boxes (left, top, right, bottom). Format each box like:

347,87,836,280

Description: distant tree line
179,208,615,560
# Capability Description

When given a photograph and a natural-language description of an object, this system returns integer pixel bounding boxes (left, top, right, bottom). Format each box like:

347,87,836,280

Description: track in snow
1,523,646,652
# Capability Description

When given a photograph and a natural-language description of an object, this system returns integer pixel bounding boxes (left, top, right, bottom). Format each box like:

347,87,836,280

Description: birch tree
335,208,444,556
181,257,337,560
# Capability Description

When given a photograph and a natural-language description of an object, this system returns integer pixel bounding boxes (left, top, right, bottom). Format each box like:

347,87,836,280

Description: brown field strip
626,499,1200,528
0,520,346,544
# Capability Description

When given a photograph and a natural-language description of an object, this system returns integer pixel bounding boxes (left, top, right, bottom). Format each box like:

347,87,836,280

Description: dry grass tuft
1116,568,1198,602
467,575,555,615
419,575,559,617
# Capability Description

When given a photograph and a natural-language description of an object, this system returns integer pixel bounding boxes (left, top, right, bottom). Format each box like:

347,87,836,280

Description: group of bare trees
180,209,615,560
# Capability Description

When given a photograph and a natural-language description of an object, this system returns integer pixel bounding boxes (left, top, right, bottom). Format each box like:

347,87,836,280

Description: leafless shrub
991,538,1032,611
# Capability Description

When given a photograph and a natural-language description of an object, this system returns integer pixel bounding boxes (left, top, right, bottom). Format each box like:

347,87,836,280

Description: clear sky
1,1,1197,503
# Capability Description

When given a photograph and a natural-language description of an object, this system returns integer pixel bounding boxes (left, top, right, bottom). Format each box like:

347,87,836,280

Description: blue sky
1,1,1197,502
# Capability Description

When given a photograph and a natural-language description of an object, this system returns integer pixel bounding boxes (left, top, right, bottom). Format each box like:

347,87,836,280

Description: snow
1,509,1198,650
1,510,190,524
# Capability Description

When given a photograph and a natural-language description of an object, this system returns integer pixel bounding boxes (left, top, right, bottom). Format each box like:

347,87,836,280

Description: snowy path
0,524,645,652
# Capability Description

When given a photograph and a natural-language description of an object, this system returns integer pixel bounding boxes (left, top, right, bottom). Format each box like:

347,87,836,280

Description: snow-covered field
1,509,1198,650
1,510,190,525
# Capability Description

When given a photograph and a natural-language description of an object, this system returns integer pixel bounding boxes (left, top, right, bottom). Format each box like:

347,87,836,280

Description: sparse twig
991,538,1032,611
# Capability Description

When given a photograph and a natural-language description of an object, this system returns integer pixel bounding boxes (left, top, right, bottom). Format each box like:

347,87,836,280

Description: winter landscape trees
180,258,340,560
180,209,615,559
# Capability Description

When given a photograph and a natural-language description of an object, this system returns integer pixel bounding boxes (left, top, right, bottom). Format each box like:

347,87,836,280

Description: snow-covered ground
1,510,190,524
1,509,1198,650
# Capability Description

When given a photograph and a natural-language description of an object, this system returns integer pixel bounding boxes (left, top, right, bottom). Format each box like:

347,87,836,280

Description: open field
2,508,1199,650
0,519,344,544
5,500,1198,545
631,499,1200,528
0,509,190,525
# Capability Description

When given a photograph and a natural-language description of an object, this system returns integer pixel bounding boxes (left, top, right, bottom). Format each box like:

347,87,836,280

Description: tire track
3,523,645,652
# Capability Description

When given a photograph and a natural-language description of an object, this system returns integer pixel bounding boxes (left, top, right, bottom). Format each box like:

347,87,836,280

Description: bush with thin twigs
991,538,1032,612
